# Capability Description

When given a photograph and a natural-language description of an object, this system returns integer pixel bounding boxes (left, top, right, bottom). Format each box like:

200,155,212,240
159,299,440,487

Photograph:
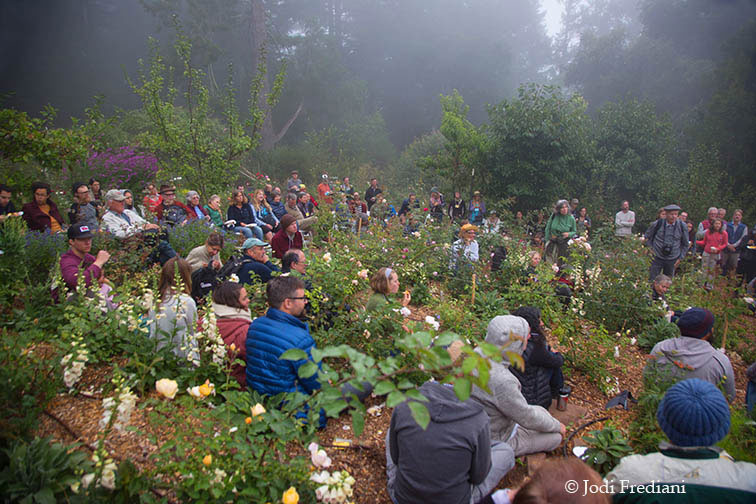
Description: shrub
583,425,633,476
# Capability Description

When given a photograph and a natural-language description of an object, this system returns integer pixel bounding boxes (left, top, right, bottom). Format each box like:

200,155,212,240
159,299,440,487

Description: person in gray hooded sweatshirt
386,381,515,504
470,315,566,457
644,307,735,402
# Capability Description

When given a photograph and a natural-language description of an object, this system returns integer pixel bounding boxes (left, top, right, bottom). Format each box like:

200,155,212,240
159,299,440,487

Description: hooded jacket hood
654,337,717,370
212,302,253,322
417,381,483,424
484,315,529,364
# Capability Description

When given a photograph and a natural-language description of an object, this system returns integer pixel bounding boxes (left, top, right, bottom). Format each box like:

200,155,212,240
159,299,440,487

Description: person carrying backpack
644,204,689,282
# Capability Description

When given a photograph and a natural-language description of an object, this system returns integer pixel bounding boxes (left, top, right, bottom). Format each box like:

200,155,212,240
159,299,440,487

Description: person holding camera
644,204,689,281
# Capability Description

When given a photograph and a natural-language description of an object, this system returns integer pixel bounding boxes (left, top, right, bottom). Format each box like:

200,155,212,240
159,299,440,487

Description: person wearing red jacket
212,281,253,388
155,185,195,226
696,218,728,290
271,214,303,259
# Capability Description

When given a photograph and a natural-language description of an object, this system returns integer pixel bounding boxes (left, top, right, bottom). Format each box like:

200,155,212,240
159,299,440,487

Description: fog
1,0,755,149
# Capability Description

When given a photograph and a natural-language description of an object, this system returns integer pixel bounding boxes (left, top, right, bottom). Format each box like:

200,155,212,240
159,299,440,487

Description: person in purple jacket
59,224,111,293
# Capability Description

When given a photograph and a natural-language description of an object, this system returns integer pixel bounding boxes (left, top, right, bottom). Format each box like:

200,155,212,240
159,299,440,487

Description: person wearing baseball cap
606,379,756,496
59,224,110,292
644,307,735,401
644,203,689,281
238,237,280,285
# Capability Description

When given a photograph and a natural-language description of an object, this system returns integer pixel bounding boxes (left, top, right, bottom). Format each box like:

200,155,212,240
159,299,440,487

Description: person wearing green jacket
544,199,577,266
203,195,225,228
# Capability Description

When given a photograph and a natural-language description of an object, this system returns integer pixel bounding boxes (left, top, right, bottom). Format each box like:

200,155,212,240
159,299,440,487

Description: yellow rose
282,487,299,504
198,379,215,397
245,416,252,424
251,403,266,417
202,454,212,466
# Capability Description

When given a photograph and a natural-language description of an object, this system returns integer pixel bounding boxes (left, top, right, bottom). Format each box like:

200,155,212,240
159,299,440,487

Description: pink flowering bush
86,145,158,190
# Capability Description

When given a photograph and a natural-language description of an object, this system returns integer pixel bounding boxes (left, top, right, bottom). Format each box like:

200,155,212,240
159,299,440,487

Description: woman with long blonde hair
250,188,278,241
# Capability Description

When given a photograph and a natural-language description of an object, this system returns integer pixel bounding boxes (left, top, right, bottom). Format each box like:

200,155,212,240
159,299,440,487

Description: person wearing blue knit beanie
605,379,756,497
643,307,735,402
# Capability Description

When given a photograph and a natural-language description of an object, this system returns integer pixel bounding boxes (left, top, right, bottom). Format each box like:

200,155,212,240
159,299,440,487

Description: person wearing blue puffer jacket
245,275,320,398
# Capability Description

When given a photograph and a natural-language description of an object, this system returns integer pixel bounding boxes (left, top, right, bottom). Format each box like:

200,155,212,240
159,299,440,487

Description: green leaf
408,402,430,430
461,356,477,374
373,380,396,396
323,399,348,418
279,348,307,361
434,332,457,346
298,361,318,379
506,351,525,372
386,390,406,408
351,410,365,436
404,389,429,402
454,377,472,401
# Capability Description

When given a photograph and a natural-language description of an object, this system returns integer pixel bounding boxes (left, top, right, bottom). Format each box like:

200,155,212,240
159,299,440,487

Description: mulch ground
36,309,756,503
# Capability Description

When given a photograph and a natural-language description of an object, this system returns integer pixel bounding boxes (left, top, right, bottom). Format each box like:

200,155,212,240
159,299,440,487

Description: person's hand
144,223,159,231
674,259,681,269
559,422,567,439
711,247,718,253
727,244,735,251
562,232,570,238
401,290,411,307
212,260,221,270
262,253,269,263
94,249,111,267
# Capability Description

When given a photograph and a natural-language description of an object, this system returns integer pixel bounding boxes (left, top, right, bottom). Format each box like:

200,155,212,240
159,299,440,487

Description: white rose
155,378,178,399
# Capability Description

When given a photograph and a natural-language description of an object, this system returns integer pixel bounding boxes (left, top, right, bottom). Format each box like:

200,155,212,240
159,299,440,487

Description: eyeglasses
287,296,307,301
76,190,89,195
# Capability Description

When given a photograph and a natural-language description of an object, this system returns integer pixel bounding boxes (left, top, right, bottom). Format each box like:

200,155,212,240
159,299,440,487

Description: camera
661,244,673,257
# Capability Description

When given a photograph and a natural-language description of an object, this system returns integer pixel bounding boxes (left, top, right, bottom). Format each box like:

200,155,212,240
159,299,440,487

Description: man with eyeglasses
68,182,99,231
245,276,321,404
237,237,281,285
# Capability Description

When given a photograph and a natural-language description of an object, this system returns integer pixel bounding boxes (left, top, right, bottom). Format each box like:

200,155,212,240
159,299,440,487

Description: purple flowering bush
86,146,158,191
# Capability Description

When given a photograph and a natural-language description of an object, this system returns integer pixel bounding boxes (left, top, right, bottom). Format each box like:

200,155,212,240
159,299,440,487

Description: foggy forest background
1,0,755,223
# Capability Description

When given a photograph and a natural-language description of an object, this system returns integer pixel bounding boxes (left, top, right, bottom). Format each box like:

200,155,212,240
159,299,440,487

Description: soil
36,310,756,503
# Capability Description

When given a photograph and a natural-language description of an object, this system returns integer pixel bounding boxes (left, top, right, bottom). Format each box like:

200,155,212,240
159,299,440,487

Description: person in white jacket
615,200,635,237
606,378,756,494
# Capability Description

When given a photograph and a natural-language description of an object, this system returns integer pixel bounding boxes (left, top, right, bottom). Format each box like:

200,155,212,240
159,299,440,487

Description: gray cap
104,189,125,202
663,204,681,211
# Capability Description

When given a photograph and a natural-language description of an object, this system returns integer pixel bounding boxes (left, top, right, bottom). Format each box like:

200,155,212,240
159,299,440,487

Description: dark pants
549,367,565,398
649,256,677,281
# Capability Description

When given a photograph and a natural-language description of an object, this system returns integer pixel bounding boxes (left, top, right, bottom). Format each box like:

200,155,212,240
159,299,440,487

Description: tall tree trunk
251,0,275,150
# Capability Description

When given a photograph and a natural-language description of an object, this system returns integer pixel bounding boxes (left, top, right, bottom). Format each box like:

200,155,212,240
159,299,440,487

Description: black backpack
191,254,252,303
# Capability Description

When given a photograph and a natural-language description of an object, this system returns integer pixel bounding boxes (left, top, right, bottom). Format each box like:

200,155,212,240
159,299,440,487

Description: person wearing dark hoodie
386,380,515,504
645,307,735,402
509,307,567,410
470,315,565,457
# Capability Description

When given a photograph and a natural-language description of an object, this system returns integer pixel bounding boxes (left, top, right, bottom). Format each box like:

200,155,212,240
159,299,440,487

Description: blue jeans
234,225,263,240
747,380,756,414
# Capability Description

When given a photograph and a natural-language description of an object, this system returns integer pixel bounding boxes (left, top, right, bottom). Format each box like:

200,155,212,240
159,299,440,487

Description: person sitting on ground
147,257,199,363
509,306,567,410
0,183,16,222
724,209,747,277
67,182,99,231
470,315,566,457
398,192,419,224
238,237,281,285
285,192,318,233
429,188,445,223
271,214,303,260
59,224,111,294
531,232,545,253
281,248,310,284
264,183,274,203
347,193,368,232
484,211,501,234
575,207,591,236
369,194,392,226
269,190,287,221
366,267,411,313
22,181,65,233
245,276,322,416
203,194,224,228
251,188,278,240
227,189,263,240
122,189,144,218
650,273,672,306
212,281,252,388
143,183,162,216
155,185,195,226
185,191,207,220
503,457,608,504
468,191,486,226
606,378,756,495
296,191,316,219
696,218,728,290
186,232,224,272
645,307,735,402
386,380,515,504
402,212,421,237
101,189,177,265
544,199,577,265
447,191,467,223
88,178,103,211
449,223,480,272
